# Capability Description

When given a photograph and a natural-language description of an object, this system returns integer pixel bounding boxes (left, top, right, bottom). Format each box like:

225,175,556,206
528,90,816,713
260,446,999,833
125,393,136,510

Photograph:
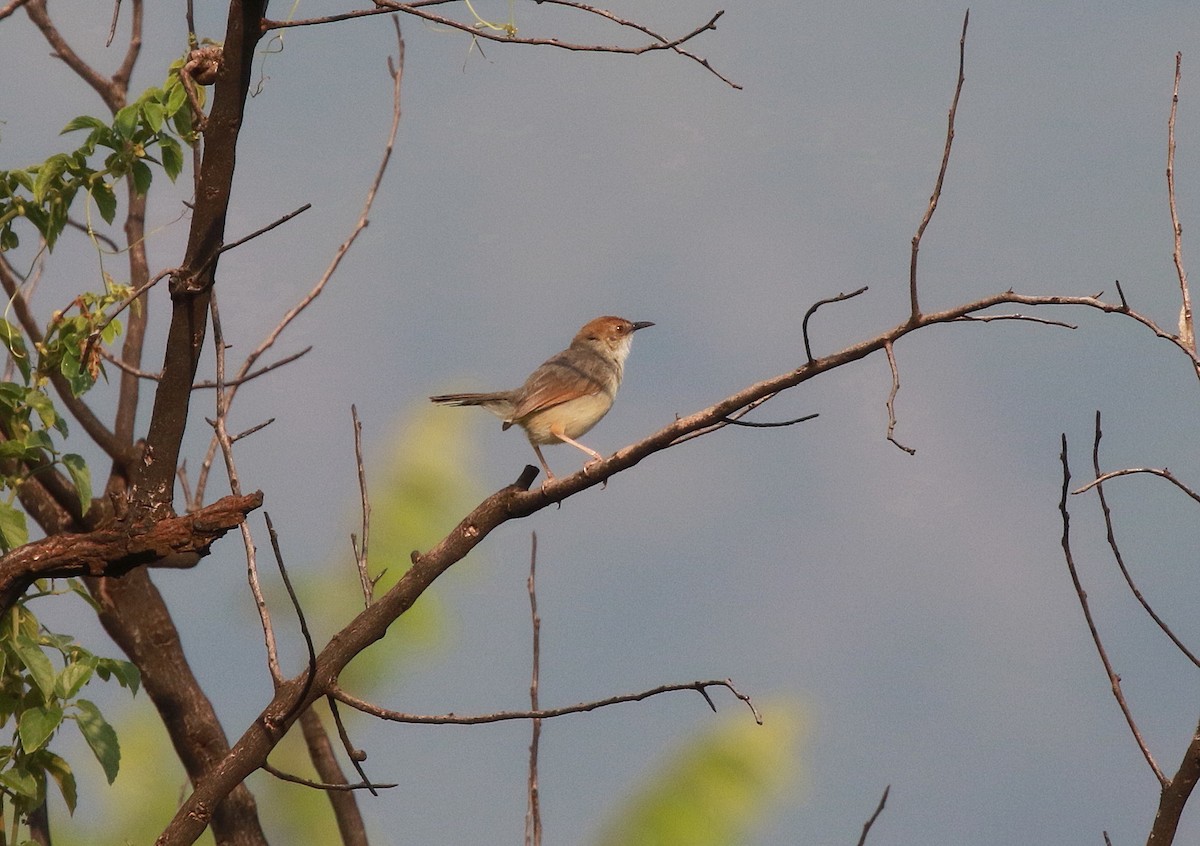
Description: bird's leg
552,430,607,488
531,443,557,495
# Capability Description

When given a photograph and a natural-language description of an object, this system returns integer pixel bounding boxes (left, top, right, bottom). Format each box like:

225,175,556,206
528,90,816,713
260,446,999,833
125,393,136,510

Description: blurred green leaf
0,768,38,800
592,700,805,846
61,454,91,516
0,503,29,553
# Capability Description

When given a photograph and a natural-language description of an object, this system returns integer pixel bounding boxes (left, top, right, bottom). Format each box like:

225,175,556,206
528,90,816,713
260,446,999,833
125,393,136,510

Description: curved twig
331,677,762,726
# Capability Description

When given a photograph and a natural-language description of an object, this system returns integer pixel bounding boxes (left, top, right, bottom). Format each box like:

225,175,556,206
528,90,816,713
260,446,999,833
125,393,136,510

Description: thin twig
327,696,377,797
193,24,406,506
1058,434,1165,786
192,346,313,389
883,340,914,455
333,678,763,725
214,203,312,261
719,412,818,429
262,762,396,792
525,532,543,846
1168,53,1195,362
909,9,968,321
802,286,868,362
954,313,1077,328
350,405,374,607
1073,467,1200,505
105,0,122,47
262,3,739,89
265,512,318,712
209,292,282,685
1084,413,1200,669
855,785,890,846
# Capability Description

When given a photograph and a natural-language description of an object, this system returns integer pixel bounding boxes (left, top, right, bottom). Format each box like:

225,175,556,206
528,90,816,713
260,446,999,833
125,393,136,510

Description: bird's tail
429,392,506,407
429,392,515,422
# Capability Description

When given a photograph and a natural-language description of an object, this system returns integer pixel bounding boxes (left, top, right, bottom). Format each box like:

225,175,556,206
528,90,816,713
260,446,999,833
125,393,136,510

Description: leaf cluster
0,595,137,843
0,60,201,252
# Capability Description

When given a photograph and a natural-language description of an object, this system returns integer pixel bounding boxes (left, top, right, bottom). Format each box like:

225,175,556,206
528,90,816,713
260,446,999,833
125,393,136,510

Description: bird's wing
509,353,609,422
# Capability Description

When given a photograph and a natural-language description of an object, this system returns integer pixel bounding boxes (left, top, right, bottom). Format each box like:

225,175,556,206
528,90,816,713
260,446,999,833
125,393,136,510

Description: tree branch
0,492,261,613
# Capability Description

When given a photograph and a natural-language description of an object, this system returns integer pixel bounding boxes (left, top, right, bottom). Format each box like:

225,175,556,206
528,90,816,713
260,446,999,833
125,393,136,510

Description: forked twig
262,3,739,89
192,23,406,508
1058,435,1165,786
327,695,377,797
262,761,396,792
333,677,763,725
1082,413,1200,669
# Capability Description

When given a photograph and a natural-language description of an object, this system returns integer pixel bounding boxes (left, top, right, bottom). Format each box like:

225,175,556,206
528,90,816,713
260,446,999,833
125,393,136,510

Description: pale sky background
5,2,1200,844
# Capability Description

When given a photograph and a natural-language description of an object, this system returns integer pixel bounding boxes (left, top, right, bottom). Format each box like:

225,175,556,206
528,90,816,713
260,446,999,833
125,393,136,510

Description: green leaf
55,656,95,700
101,317,122,345
61,454,92,517
18,705,63,754
95,658,140,696
0,322,30,383
90,180,117,224
0,768,38,800
112,104,139,139
60,115,107,135
14,636,55,702
23,390,57,432
165,78,188,115
73,700,120,784
130,160,152,196
141,100,165,133
0,503,28,553
41,750,77,814
159,136,184,181
32,154,69,205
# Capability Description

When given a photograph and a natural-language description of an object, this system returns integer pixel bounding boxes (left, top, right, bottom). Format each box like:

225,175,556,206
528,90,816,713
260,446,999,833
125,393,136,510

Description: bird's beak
632,321,655,331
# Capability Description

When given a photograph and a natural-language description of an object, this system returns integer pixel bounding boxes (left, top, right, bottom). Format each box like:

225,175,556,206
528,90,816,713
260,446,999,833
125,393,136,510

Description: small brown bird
430,316,654,481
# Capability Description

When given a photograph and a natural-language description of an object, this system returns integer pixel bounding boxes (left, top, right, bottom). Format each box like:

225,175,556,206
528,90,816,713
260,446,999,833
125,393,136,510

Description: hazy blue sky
5,2,1200,843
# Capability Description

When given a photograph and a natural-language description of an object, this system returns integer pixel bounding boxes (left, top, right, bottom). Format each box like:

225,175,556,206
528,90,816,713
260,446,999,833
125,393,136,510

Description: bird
430,315,654,482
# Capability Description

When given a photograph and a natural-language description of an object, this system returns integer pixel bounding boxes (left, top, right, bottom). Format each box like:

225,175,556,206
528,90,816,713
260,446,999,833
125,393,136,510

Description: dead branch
332,677,762,726
260,2,739,89
262,761,396,793
802,285,868,362
350,405,374,607
192,21,406,509
909,10,968,321
1058,435,1165,786
884,340,914,455
525,532,543,846
855,785,890,846
1087,412,1200,669
0,491,261,613
1168,53,1195,358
